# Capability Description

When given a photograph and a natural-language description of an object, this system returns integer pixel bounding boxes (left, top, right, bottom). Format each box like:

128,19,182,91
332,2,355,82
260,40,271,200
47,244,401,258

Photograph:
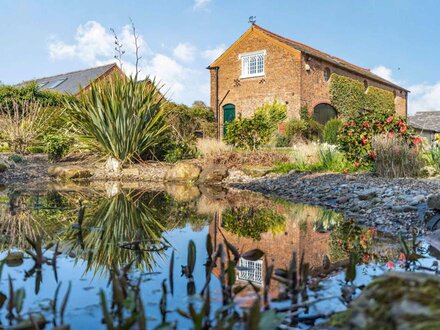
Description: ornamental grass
372,134,423,178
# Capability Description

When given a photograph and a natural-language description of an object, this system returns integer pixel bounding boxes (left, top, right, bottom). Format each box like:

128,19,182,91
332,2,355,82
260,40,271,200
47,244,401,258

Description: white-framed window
237,257,263,285
239,50,266,78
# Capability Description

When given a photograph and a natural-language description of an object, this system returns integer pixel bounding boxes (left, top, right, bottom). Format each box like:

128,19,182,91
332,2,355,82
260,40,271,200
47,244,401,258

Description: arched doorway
313,103,337,125
223,104,236,136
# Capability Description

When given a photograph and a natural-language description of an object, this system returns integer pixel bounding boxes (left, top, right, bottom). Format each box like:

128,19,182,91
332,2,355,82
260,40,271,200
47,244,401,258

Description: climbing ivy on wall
364,86,395,115
329,74,395,117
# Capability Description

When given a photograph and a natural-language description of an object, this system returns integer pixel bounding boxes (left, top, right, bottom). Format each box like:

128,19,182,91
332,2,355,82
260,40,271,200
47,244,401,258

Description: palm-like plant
65,73,168,165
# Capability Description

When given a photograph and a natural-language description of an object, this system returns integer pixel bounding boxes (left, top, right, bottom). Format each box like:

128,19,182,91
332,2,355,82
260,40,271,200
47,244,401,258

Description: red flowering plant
337,109,419,166
329,221,394,266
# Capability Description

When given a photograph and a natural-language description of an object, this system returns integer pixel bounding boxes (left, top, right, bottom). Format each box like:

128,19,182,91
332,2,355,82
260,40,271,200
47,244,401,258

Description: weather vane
249,16,256,25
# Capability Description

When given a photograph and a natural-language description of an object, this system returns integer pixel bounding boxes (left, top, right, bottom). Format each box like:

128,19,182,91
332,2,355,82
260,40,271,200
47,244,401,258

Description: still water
0,182,437,329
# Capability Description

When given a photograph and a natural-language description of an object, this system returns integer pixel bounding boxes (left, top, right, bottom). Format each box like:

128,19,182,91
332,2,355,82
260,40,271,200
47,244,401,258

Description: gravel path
231,171,440,235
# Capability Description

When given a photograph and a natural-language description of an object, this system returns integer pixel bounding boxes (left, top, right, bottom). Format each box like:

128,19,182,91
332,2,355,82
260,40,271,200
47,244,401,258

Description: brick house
208,24,408,138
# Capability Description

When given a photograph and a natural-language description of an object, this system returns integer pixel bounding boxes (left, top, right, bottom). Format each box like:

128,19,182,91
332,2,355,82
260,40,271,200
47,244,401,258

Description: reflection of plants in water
313,209,344,233
149,192,210,232
63,191,169,275
221,207,286,241
329,220,378,264
0,191,72,250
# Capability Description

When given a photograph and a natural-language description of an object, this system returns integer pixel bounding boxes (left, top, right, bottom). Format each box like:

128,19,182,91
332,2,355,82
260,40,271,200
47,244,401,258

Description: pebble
231,171,440,234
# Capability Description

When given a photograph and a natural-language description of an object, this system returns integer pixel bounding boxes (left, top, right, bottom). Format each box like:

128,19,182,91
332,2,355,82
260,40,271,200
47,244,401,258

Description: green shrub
0,142,10,153
0,82,70,110
323,118,343,144
275,133,290,147
65,74,167,164
9,154,23,163
44,134,72,163
372,134,423,178
27,145,45,154
225,100,286,150
163,140,198,163
163,101,216,140
277,119,323,146
318,144,352,172
337,110,418,166
425,146,440,172
272,143,356,174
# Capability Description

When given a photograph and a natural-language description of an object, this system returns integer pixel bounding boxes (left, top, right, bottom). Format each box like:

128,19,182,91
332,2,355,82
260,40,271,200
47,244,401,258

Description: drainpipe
207,65,220,141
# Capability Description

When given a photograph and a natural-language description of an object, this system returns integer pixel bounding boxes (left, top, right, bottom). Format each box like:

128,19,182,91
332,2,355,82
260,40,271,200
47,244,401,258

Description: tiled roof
17,63,117,94
253,24,408,92
408,111,440,132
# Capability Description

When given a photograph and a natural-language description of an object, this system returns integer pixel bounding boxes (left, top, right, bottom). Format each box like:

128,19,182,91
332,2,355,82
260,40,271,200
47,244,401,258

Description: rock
428,193,440,210
426,229,440,252
402,205,418,212
199,165,228,183
410,195,426,206
336,196,349,204
328,272,440,329
0,162,7,173
5,251,24,267
48,166,93,180
105,157,122,174
165,162,202,182
358,189,378,200
121,168,140,177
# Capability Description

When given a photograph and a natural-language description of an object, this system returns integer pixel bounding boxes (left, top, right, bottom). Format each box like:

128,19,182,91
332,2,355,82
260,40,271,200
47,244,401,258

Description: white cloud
408,82,440,114
202,44,226,63
48,21,210,105
49,21,114,62
193,0,211,10
173,43,196,63
371,65,394,82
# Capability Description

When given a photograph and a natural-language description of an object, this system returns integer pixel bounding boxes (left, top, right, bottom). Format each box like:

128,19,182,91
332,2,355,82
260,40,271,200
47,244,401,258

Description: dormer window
239,50,266,78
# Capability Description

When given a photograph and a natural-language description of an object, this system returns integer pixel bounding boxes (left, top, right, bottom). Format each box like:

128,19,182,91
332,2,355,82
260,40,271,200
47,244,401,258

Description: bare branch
130,18,142,78
110,27,124,71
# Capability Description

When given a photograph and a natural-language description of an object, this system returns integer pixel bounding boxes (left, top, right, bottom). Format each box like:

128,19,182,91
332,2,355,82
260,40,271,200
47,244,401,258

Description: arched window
313,103,337,125
324,67,331,81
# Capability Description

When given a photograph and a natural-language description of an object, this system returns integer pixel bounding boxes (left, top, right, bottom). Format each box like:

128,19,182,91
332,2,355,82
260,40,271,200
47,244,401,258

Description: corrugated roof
17,63,117,94
253,24,409,92
408,111,440,132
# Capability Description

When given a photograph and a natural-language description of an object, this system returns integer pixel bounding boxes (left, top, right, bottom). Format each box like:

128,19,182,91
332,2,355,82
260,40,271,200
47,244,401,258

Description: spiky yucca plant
65,73,167,165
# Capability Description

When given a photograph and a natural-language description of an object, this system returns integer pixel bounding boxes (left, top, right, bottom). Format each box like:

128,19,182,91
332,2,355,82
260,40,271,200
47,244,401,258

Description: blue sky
1,0,440,114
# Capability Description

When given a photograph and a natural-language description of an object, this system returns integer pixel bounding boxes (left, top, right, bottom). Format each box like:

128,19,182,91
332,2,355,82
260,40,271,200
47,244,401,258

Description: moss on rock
328,272,440,329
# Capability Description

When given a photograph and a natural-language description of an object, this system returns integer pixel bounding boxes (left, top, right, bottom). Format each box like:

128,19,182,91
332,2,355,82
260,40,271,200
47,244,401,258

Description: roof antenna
248,16,256,25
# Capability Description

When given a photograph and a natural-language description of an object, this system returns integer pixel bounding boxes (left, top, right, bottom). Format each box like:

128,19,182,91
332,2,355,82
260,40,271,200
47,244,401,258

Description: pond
0,182,438,329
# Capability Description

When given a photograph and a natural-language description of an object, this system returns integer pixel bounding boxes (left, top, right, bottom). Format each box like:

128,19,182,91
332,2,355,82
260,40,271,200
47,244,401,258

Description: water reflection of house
209,204,336,299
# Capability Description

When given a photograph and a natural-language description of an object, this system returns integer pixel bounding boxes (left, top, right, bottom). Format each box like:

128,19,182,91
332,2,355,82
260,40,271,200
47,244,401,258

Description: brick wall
210,30,302,138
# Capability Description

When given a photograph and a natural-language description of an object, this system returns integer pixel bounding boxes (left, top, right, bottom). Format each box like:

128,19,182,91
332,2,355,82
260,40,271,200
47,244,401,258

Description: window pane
241,52,265,77
249,56,256,74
